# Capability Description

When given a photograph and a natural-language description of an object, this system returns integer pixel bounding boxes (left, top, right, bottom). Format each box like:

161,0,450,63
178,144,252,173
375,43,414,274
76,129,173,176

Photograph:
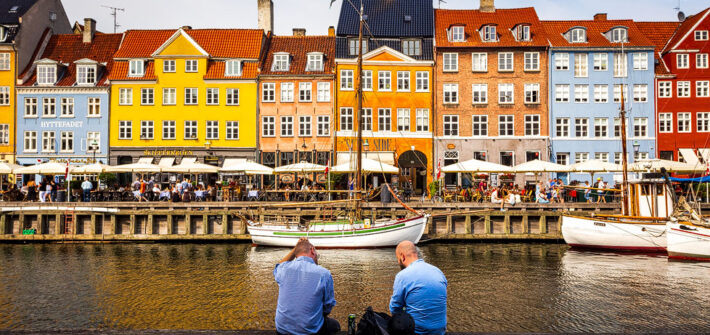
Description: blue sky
62,0,707,34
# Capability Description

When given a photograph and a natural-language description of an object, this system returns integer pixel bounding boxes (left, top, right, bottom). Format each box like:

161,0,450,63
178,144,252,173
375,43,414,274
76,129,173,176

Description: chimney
594,13,607,21
83,18,96,43
258,0,274,34
181,25,193,30
328,26,335,37
293,28,306,37
480,0,495,13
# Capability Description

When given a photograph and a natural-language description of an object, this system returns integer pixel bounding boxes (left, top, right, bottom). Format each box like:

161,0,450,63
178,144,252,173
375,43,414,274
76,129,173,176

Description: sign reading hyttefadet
40,121,83,128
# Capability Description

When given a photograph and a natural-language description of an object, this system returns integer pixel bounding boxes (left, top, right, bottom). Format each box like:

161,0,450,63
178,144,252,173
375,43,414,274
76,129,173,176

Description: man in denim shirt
390,240,447,335
274,237,339,335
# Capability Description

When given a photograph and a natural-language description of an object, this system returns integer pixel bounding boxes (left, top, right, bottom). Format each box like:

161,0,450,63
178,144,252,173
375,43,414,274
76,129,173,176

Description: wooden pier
0,201,628,242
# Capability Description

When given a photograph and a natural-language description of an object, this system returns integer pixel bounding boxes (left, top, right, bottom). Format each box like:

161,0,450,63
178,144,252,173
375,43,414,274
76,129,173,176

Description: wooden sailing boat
664,172,710,260
246,2,429,248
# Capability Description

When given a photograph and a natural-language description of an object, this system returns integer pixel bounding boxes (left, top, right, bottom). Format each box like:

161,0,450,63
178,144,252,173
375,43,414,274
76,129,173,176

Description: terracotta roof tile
435,8,548,48
260,35,335,76
636,21,679,75
204,61,258,80
112,30,174,59
107,61,157,81
113,29,264,59
542,20,654,48
663,8,710,52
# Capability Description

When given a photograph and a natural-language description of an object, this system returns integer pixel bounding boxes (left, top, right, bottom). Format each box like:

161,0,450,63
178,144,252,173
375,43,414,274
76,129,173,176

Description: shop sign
447,144,456,150
40,121,83,128
204,156,220,166
143,150,194,157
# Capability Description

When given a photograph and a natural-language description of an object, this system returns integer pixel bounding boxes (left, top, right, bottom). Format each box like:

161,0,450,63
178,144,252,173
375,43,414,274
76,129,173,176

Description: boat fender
364,218,371,229
679,225,697,231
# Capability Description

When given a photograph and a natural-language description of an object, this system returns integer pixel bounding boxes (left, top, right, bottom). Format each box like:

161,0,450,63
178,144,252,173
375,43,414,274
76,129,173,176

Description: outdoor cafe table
263,190,352,202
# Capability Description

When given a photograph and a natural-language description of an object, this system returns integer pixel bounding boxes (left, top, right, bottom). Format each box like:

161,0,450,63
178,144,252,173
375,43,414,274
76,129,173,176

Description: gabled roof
337,0,433,38
21,33,123,87
636,21,679,75
204,61,258,80
435,8,547,48
260,35,335,76
0,0,38,24
663,7,710,52
542,19,654,48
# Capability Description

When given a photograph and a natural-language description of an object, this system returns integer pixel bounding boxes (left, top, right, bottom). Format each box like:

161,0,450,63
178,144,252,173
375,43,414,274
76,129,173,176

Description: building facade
545,15,657,182
108,28,264,166
0,0,70,163
258,31,335,179
434,4,549,187
335,0,435,193
15,20,120,166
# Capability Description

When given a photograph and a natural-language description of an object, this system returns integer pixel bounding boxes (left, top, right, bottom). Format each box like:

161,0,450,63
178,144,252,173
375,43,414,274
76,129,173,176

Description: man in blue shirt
390,240,447,335
81,178,93,202
274,237,339,335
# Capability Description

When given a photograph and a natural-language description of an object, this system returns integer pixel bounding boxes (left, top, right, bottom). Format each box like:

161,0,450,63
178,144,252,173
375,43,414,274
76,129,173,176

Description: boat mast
355,1,364,210
620,82,629,216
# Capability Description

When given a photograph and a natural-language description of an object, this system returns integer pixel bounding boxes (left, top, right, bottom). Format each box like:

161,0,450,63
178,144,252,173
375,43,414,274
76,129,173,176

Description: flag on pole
64,161,69,180
325,158,330,175
436,159,441,180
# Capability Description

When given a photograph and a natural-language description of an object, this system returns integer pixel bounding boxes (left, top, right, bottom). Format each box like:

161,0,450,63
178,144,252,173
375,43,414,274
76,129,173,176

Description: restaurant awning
0,162,21,174
162,162,219,174
569,160,622,173
15,162,70,175
106,163,162,173
336,152,395,166
513,160,571,173
679,149,700,166
158,157,175,167
220,160,273,175
629,159,705,173
331,158,399,174
72,163,110,174
441,159,512,173
274,161,327,173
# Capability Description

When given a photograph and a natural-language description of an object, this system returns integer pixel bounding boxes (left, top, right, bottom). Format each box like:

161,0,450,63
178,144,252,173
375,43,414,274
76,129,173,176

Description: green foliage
70,180,82,190
428,180,440,197
98,172,117,186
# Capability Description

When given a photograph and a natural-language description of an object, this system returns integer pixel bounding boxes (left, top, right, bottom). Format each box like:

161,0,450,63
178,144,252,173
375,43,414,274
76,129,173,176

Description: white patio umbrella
570,160,622,173
513,159,571,173
15,162,71,175
220,160,274,175
274,161,327,174
72,163,110,174
331,158,399,174
105,163,162,173
441,159,513,173
162,162,219,174
0,162,21,174
629,159,705,173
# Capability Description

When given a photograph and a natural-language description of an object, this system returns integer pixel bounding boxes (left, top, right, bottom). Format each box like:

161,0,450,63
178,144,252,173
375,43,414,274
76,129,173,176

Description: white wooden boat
666,221,710,261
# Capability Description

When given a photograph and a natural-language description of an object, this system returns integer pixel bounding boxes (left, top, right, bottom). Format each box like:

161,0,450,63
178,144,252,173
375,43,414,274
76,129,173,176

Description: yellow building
108,28,264,167
0,49,15,162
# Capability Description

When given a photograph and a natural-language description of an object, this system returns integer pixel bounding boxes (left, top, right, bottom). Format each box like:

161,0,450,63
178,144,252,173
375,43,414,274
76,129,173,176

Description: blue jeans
83,189,91,202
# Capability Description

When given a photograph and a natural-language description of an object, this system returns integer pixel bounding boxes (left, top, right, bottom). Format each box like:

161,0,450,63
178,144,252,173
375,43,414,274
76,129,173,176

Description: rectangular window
299,82,312,102
555,85,570,102
397,71,410,92
555,53,569,70
76,65,96,85
226,88,239,105
42,131,55,152
317,82,331,102
594,152,609,162
272,54,290,72
614,53,628,77
378,108,391,132
498,83,514,104
556,118,570,137
162,88,176,105
225,60,241,76
340,70,354,90
574,85,589,103
450,26,465,42
698,113,710,132
88,98,100,117
141,88,154,105
162,120,176,140
696,81,709,97
362,70,372,91
594,85,609,103
397,109,410,132
472,84,488,104
24,131,37,152
613,84,628,103
483,25,497,41
402,39,421,56
633,53,648,70
378,71,391,91
443,53,458,72
60,98,74,117
634,118,648,137
185,121,198,139
524,52,539,71
659,113,673,133
362,108,372,131
556,153,569,166
594,118,608,138
60,131,73,152
38,65,56,84
614,117,627,138
574,53,588,77
262,116,275,137
42,98,55,117
25,98,37,117
140,121,154,139
472,115,488,137
206,120,219,140
118,121,132,139
696,30,709,41
633,84,648,102
499,115,514,136
84,132,99,152
317,116,330,136
525,115,540,136
280,82,294,102
340,108,353,131
206,88,219,105
658,81,672,98
472,53,488,72
415,72,429,92
697,54,709,69
129,60,144,77
348,38,367,55
677,54,689,69
163,59,175,73
443,115,459,136
184,88,198,105
262,83,275,102
575,118,589,138
299,116,311,137
593,53,608,71
416,109,429,132
498,52,513,71
443,83,458,104
678,113,691,133
0,53,10,70
306,54,323,71
524,83,539,104
677,81,690,97
575,152,589,164
119,88,132,105
226,121,239,140
280,116,293,137
185,59,198,72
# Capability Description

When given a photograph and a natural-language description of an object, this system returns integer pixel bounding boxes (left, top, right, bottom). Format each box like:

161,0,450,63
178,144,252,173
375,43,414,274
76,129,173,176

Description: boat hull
667,222,710,261
247,215,428,248
561,215,667,252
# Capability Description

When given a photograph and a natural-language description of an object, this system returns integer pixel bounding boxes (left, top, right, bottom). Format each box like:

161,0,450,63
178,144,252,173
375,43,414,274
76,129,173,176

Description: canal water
1,243,709,333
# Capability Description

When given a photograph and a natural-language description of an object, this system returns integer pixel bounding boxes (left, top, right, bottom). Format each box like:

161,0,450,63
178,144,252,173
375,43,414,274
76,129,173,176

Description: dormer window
37,65,57,85
77,64,96,85
481,25,497,42
128,59,144,77
402,39,421,56
515,25,531,41
611,27,628,43
225,59,241,76
569,28,586,43
348,38,368,56
306,53,323,72
0,26,7,42
450,26,465,42
272,53,290,71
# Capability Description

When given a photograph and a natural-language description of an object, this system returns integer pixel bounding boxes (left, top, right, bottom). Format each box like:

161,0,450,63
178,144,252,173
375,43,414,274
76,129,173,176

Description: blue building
544,15,657,183
15,20,121,168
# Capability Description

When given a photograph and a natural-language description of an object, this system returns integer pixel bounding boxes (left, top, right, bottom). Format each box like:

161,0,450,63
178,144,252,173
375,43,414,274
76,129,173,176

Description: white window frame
119,88,133,105
633,53,648,71
614,53,628,77
658,113,673,133
450,26,465,42
416,109,429,132
697,54,709,69
574,85,589,103
42,130,55,152
163,59,175,73
24,131,37,152
677,54,689,69
499,115,514,137
140,121,154,140
443,115,459,136
498,52,513,72
378,108,391,132
60,131,73,153
415,72,429,92
184,121,198,139
0,53,10,70
633,84,648,103
593,53,608,71
162,120,176,140
226,121,239,140
524,83,540,104
317,116,330,136
76,64,96,85
658,81,672,98
472,115,488,137
443,83,459,104
378,71,391,91
262,83,275,102
498,83,514,104
594,118,608,138
677,81,690,98
524,114,540,136
397,108,410,132
574,53,588,77
555,53,569,70
206,88,219,105
633,118,648,137
397,71,410,92
262,116,275,137
118,121,132,140
206,120,219,140
299,82,312,102
317,82,331,102
141,88,154,105
163,88,176,105
556,118,570,138
272,53,290,72
524,52,539,71
280,116,293,137
340,70,354,90
37,65,57,85
280,82,294,102
594,85,609,103
226,88,239,105
697,81,710,97
555,85,570,103
42,98,56,117
443,53,458,72
60,97,74,117
128,60,144,77
678,113,691,133
299,116,312,137
184,88,198,105
472,53,488,72
340,108,353,131
185,59,198,73
225,60,242,76
472,83,488,104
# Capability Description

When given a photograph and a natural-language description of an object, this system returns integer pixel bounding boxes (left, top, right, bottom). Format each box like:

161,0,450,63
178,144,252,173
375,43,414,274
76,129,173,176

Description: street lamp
90,139,98,163
633,141,640,157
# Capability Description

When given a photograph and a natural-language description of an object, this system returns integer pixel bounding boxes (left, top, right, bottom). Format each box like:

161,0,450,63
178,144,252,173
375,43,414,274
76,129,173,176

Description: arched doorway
398,150,427,195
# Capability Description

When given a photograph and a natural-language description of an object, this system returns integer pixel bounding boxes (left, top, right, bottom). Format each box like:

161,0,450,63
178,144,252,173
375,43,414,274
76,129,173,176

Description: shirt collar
295,255,315,264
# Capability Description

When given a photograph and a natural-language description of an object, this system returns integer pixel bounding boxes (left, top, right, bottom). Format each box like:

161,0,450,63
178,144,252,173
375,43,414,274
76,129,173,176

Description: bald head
395,240,419,269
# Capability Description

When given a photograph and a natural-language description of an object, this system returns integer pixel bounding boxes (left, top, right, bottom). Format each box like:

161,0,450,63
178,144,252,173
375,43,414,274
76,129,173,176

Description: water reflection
0,243,708,332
